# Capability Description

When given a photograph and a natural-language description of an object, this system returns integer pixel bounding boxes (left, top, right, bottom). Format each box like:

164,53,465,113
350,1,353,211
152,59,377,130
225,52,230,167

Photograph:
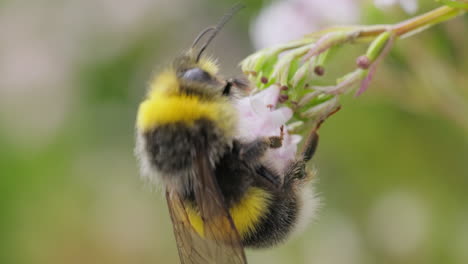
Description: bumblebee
135,6,320,263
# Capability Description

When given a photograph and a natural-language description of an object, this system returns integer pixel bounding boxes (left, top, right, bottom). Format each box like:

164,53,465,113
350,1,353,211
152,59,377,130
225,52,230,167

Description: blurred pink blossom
235,85,302,173
251,0,361,49
374,0,419,14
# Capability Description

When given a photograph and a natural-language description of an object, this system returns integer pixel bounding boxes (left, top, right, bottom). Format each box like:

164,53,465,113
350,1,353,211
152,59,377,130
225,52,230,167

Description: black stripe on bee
143,119,226,174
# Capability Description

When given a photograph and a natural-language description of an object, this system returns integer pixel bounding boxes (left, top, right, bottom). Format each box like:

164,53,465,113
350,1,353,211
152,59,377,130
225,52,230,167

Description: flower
251,0,360,49
235,85,302,173
374,0,419,14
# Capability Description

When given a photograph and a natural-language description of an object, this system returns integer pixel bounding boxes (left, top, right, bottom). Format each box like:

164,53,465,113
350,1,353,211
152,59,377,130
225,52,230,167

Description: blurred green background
0,0,467,263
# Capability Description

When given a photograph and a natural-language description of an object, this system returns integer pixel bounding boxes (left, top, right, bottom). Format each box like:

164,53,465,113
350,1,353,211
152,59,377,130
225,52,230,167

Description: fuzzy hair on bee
135,5,321,263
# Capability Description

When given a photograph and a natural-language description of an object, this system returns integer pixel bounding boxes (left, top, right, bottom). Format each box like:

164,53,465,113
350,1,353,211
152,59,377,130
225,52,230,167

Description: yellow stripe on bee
186,187,272,239
137,92,221,131
137,70,229,132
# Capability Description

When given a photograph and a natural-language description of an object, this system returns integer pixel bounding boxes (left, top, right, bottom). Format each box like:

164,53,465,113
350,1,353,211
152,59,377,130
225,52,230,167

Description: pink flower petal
234,85,302,173
271,107,293,125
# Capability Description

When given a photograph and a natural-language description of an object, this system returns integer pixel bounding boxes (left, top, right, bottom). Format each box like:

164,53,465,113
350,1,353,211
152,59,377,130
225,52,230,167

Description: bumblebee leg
239,139,269,161
239,126,284,162
282,126,320,186
256,165,282,187
238,127,285,187
300,129,319,163
239,137,277,161
297,112,332,163
282,160,309,187
299,105,340,162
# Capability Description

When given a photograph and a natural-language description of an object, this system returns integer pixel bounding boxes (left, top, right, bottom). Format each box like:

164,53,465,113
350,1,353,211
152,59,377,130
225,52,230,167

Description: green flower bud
366,31,392,61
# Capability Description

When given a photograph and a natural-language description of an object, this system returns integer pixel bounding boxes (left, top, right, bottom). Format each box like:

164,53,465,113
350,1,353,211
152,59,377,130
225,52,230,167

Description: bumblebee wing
166,190,208,264
193,152,247,263
166,151,247,264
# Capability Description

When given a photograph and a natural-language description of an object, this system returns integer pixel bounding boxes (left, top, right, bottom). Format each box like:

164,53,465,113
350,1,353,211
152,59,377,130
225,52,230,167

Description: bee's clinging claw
268,125,284,149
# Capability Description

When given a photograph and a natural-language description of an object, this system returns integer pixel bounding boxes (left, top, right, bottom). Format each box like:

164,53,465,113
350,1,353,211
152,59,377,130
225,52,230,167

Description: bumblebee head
149,5,244,101
171,5,245,99
170,49,231,99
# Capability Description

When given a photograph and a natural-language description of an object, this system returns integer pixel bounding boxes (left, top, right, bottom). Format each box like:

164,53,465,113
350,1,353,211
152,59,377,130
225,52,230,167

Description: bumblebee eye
182,68,213,83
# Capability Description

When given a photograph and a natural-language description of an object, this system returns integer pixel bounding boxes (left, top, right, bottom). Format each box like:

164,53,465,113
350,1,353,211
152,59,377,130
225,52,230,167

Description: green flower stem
359,6,465,39
393,6,464,37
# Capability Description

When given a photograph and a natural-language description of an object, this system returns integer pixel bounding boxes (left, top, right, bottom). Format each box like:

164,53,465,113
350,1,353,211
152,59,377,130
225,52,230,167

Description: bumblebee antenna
192,27,216,48
195,3,245,62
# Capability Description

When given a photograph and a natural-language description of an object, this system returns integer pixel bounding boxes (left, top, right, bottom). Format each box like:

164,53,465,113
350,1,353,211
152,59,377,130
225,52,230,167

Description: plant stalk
359,6,465,39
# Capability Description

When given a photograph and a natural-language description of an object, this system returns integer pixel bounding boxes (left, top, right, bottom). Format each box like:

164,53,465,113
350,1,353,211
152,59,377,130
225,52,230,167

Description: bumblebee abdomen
242,190,299,248
184,182,305,249
211,142,308,248
185,187,273,240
